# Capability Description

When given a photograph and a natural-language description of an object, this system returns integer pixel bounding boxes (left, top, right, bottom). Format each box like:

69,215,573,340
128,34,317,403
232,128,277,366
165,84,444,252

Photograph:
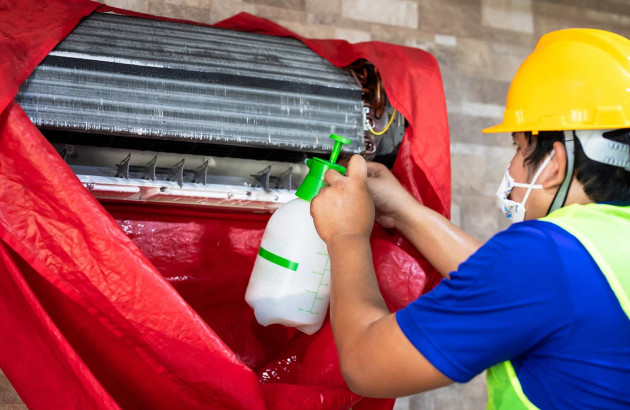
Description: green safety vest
486,203,630,410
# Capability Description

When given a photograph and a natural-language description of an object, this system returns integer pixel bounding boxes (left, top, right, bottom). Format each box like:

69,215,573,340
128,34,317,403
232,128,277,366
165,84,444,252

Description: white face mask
496,151,554,223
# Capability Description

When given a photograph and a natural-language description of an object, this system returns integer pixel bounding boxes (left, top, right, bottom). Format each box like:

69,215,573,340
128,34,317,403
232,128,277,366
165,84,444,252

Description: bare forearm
395,196,482,278
327,235,388,358
326,234,453,397
312,158,457,396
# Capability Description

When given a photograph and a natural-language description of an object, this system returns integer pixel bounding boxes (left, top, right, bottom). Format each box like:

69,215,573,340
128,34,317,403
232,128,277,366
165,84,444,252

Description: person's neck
562,177,593,207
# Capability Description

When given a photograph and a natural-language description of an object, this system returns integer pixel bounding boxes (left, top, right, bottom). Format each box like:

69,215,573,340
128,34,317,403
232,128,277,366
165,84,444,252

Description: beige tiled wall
2,1,630,409
0,370,26,410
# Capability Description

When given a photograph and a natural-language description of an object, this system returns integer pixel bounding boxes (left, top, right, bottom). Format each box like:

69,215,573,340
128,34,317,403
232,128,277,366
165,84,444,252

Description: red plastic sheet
0,1,450,408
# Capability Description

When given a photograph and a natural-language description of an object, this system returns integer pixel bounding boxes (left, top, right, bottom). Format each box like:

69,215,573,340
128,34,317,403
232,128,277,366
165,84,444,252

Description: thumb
346,154,367,182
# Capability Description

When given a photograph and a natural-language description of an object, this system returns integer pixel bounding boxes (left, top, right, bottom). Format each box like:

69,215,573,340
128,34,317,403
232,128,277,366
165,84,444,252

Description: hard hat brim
482,122,514,134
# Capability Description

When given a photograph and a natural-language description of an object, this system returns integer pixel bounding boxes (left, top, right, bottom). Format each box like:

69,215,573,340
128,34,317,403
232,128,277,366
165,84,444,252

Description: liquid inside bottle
245,198,330,335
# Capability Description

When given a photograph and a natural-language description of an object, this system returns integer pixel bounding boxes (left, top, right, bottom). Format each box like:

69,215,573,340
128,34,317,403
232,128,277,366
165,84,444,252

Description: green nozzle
295,134,351,201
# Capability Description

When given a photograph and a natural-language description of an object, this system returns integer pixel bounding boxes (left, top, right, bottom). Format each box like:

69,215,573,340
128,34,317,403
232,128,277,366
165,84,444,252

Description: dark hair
524,130,630,202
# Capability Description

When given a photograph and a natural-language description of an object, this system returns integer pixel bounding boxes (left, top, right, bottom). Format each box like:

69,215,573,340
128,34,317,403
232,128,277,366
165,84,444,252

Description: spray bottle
245,134,351,335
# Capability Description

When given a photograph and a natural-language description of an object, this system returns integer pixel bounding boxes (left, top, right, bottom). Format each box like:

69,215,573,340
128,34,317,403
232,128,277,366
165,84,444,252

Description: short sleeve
396,222,574,382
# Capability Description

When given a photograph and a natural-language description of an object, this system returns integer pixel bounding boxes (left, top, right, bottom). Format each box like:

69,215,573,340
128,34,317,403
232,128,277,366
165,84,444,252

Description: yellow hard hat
484,29,630,134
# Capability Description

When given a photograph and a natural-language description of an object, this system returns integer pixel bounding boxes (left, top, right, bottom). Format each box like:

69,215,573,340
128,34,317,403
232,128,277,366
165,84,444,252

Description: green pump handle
328,133,351,164
295,134,352,202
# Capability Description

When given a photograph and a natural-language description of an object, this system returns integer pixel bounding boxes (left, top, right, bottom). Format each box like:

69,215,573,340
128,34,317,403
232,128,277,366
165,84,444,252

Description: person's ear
541,141,567,189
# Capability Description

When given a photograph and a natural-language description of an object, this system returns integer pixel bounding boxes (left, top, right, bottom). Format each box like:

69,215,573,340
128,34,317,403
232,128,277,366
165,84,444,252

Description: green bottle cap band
295,134,351,202
258,246,299,271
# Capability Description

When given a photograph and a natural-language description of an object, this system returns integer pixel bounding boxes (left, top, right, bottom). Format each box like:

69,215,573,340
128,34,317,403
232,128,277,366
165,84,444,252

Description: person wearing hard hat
311,28,630,408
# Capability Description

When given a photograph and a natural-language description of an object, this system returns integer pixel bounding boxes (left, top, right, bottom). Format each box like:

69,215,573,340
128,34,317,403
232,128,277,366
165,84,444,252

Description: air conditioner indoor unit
16,12,404,211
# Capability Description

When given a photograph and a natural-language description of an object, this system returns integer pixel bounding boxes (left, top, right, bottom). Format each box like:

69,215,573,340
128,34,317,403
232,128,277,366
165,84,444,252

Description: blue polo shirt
396,220,630,409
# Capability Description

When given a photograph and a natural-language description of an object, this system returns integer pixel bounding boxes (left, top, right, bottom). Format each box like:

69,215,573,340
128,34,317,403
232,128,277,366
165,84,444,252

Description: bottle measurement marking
298,252,330,315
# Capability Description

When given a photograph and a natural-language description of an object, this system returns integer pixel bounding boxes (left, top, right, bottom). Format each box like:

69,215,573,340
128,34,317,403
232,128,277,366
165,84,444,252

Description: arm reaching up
310,155,452,397
365,162,482,278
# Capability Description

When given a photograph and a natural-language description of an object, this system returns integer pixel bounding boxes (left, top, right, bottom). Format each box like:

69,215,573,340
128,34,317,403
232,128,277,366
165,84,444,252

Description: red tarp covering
0,1,450,408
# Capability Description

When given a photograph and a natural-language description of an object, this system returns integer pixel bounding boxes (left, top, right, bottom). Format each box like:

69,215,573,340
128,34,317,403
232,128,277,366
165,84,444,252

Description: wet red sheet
0,1,450,408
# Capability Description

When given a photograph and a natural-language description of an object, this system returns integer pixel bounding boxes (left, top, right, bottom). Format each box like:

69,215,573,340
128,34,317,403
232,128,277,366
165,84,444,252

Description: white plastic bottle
245,134,350,334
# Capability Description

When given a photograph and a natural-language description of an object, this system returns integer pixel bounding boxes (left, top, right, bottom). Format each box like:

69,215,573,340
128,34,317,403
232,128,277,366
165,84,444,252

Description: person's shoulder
454,220,576,288
486,219,575,257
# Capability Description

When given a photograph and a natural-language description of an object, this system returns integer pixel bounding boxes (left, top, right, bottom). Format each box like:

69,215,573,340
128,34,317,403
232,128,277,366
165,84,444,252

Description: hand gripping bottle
245,134,351,335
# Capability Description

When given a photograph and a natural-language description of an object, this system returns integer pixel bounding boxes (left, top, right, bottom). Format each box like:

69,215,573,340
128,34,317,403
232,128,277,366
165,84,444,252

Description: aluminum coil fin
16,13,365,154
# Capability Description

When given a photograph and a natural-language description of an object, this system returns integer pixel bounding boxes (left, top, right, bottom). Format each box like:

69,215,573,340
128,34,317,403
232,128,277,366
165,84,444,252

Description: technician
310,28,630,409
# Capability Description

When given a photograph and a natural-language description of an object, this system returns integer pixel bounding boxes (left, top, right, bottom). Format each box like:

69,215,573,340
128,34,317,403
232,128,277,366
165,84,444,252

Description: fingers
324,169,343,185
310,194,319,217
311,187,327,214
337,157,350,167
346,154,367,182
323,155,368,186
366,161,387,178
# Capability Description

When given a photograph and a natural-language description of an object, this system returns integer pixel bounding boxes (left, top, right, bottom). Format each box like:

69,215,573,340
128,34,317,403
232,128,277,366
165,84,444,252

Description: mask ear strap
522,150,554,204
547,130,575,215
